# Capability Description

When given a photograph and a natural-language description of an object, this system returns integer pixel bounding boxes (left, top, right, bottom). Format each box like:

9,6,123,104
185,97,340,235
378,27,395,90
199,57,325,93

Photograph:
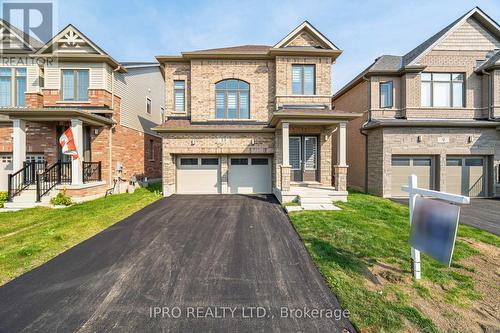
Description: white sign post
402,175,470,279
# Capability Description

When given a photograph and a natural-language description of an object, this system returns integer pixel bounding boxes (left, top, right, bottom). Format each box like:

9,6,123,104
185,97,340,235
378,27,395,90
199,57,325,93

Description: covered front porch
1,109,112,205
270,109,358,209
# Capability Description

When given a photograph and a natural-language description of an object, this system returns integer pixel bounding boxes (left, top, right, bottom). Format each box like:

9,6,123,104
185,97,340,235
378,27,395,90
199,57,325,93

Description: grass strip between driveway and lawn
289,191,500,333
0,184,162,285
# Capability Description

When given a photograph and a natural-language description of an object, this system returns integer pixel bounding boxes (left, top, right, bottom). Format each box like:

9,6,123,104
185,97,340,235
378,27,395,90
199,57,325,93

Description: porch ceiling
0,109,115,127
270,109,361,127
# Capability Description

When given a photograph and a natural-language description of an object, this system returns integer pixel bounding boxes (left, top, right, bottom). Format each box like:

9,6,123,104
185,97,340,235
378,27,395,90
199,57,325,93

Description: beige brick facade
333,10,500,198
157,22,350,198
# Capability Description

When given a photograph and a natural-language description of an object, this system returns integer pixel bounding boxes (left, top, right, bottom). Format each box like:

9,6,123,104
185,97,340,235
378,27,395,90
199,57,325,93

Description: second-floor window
0,68,26,107
421,73,464,108
379,81,393,108
215,79,250,119
62,69,89,101
292,64,315,95
146,98,152,114
174,80,185,112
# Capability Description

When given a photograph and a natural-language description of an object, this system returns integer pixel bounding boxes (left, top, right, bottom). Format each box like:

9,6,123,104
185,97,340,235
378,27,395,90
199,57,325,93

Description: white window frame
173,80,186,113
379,81,393,108
0,67,27,107
420,72,464,108
60,68,90,102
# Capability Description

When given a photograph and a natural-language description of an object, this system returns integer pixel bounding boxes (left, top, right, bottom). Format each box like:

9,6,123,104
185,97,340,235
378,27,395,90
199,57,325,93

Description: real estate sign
409,197,460,267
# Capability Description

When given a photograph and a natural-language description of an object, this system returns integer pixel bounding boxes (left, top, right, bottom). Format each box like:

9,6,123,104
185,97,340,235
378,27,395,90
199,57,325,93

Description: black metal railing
7,161,47,201
36,161,72,202
83,161,102,183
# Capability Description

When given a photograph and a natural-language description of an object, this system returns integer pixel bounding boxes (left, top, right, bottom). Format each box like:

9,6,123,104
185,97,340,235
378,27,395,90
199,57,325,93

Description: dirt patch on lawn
365,238,500,333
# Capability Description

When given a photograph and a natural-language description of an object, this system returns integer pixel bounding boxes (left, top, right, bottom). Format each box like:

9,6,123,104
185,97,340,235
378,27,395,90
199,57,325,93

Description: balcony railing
83,161,102,183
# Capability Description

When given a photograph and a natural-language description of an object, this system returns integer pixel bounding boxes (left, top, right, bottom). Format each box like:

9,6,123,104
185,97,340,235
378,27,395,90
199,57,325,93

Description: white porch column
282,122,290,166
71,119,84,185
12,119,26,171
337,121,347,167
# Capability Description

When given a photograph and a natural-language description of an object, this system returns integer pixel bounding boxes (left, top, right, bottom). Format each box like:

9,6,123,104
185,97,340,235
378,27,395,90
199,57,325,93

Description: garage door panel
391,156,433,197
177,157,220,194
228,157,271,194
446,157,485,197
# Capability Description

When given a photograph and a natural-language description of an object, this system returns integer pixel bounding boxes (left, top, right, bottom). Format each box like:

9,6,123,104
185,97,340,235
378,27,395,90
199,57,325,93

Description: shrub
50,190,72,206
0,192,7,208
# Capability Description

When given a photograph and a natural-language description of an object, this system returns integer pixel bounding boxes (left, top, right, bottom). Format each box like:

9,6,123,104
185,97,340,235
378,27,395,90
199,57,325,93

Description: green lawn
289,191,500,333
0,184,162,285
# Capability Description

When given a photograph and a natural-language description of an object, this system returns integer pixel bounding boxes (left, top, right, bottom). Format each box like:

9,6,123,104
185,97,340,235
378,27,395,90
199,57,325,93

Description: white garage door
446,157,485,197
228,156,271,194
391,156,434,197
176,157,220,194
0,154,13,192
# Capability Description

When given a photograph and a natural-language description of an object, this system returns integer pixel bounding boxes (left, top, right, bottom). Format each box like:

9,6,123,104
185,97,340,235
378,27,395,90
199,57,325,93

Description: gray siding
116,66,165,136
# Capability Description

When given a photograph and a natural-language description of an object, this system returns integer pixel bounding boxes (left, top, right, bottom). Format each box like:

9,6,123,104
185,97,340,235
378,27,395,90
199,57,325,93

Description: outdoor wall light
417,135,422,143
467,136,473,143
191,139,195,146
250,138,255,145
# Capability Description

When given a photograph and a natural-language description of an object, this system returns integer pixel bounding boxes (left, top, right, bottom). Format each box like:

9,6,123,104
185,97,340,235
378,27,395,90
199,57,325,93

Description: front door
289,136,318,182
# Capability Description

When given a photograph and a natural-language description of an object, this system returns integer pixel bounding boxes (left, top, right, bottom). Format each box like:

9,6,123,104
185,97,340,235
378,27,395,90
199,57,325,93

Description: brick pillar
220,155,228,193
281,165,291,192
334,165,348,192
163,151,176,197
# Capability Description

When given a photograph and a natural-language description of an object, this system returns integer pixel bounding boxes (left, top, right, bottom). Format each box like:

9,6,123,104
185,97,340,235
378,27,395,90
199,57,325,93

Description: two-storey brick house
0,22,163,208
154,22,360,208
333,7,500,198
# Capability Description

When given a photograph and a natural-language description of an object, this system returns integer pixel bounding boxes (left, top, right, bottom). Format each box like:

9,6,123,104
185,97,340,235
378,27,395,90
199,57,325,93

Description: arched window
215,79,250,119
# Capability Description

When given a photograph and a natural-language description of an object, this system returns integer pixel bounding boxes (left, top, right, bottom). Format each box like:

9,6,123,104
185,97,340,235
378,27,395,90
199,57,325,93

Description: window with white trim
62,69,89,101
0,67,27,107
421,73,464,107
292,64,315,95
174,80,185,112
215,79,250,119
379,81,393,108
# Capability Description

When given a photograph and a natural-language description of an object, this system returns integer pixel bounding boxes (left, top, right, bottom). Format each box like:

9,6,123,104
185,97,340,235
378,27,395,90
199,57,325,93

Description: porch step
301,203,341,211
284,203,340,212
299,196,334,204
3,201,49,210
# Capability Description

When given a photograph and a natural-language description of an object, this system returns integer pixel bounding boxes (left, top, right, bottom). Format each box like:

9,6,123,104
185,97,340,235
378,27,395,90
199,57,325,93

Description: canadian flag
59,128,79,160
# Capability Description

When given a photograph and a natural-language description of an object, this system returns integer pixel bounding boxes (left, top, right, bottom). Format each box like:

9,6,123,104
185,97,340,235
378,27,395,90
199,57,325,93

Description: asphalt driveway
0,195,354,332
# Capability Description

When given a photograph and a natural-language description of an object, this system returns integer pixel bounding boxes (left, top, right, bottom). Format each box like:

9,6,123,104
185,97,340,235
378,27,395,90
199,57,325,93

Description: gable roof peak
403,6,500,66
273,20,340,51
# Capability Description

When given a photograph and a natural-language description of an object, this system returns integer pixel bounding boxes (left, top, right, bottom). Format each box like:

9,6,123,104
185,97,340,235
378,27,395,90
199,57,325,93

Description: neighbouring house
0,22,163,209
333,7,500,198
153,21,360,209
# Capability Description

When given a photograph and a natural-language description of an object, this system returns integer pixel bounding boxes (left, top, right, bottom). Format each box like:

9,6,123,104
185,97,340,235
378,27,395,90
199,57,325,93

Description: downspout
482,69,492,119
361,74,371,193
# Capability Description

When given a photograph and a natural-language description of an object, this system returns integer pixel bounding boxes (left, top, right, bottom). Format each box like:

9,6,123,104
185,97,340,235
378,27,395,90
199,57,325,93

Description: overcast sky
53,0,500,92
